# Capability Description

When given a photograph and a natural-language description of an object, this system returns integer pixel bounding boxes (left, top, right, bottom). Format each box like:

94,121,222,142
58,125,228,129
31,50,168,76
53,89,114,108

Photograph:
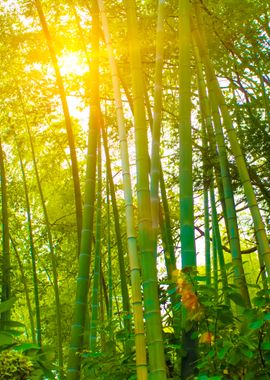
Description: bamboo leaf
0,297,16,314
0,332,13,345
261,342,270,350
248,319,264,329
227,292,246,307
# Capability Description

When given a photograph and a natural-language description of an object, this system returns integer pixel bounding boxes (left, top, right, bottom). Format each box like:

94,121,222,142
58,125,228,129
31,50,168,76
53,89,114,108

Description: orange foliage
174,271,200,313
199,331,213,344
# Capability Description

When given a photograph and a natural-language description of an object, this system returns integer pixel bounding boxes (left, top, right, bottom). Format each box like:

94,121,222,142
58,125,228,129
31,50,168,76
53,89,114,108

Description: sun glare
58,51,88,76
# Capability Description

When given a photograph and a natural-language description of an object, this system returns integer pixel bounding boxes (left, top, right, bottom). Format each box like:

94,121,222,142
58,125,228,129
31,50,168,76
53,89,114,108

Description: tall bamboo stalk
0,138,11,323
124,0,167,378
193,27,251,308
210,184,229,302
17,145,41,346
34,0,82,247
178,1,197,378
98,0,148,377
207,70,250,307
10,237,35,342
106,172,113,322
67,1,99,377
150,0,166,250
89,134,102,353
25,121,64,378
101,124,131,343
194,1,270,277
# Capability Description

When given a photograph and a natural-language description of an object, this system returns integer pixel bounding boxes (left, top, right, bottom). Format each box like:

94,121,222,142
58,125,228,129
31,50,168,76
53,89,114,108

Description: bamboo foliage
1,1,270,379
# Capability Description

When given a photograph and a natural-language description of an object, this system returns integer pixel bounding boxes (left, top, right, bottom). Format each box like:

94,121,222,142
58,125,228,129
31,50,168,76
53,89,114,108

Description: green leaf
197,376,208,380
0,332,13,345
253,296,267,307
206,350,215,359
218,343,231,360
227,292,246,307
261,342,270,350
263,313,270,321
240,346,253,359
0,297,16,314
248,319,264,329
15,343,41,352
227,349,241,365
1,320,25,328
167,286,177,295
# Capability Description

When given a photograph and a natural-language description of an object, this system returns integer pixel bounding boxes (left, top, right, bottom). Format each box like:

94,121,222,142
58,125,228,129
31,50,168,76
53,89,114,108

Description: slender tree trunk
106,173,113,322
124,0,167,378
178,1,197,378
150,0,166,250
17,146,42,347
193,24,251,308
26,122,64,378
194,1,270,277
34,0,82,248
67,1,99,377
89,135,102,353
10,237,35,343
0,139,11,323
98,0,148,376
101,123,131,345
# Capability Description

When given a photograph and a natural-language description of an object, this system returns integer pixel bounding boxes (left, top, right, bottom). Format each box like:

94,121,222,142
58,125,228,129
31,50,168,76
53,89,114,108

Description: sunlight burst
58,51,87,76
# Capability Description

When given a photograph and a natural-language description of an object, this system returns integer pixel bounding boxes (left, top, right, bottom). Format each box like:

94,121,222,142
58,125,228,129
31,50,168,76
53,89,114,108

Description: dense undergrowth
1,272,270,380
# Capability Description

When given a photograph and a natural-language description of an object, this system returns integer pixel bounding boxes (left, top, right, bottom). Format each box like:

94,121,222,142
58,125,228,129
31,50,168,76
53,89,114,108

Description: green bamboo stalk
211,221,218,293
0,138,11,324
178,1,197,378
194,45,217,287
207,69,250,307
124,0,167,378
71,6,131,333
25,121,64,378
193,40,229,299
98,0,148,377
34,0,82,248
106,173,113,322
17,145,41,346
10,237,35,343
100,267,109,321
193,27,251,308
67,1,99,377
204,189,211,285
194,2,270,277
150,0,166,252
210,184,229,302
89,135,102,353
101,124,131,343
141,72,177,279
179,0,196,269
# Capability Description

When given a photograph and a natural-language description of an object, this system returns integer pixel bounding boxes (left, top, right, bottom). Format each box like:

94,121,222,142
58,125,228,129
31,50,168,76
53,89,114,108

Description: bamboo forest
0,0,270,379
